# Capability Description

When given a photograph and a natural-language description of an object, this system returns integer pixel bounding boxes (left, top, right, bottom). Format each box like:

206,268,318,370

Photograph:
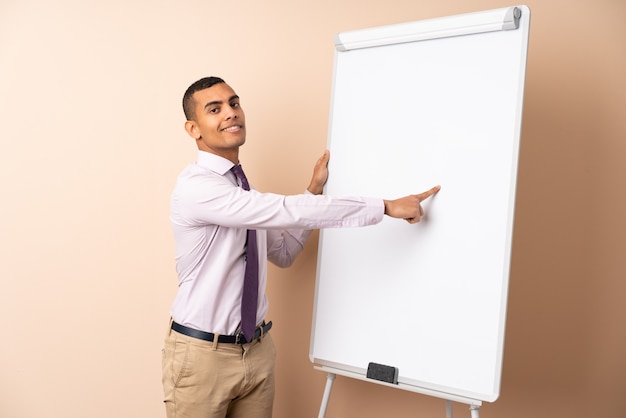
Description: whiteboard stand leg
446,400,453,418
469,404,480,418
318,373,336,418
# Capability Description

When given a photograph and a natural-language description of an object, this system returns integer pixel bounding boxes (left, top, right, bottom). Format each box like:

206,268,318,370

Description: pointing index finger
417,185,441,202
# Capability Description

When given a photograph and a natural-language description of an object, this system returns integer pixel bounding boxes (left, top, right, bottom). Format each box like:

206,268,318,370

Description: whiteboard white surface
310,6,530,403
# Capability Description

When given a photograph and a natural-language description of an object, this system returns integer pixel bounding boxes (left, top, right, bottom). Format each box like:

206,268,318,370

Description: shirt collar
196,150,236,176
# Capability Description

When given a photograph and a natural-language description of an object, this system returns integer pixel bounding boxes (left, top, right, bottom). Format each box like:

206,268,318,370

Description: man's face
185,82,246,161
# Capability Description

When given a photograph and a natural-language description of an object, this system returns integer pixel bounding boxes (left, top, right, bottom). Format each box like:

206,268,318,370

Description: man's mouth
221,125,242,133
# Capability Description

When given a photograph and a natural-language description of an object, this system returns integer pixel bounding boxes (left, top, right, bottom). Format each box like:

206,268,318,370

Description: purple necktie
231,164,259,341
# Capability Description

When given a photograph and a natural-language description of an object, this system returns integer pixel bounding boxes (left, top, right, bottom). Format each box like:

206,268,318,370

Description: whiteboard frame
310,5,531,405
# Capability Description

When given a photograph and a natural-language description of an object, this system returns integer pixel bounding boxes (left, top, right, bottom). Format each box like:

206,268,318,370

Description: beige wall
1,0,624,417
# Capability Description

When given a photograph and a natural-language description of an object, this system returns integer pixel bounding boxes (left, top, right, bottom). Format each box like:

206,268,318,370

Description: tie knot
231,164,250,191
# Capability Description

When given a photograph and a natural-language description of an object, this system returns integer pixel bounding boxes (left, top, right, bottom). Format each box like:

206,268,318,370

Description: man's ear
184,120,201,139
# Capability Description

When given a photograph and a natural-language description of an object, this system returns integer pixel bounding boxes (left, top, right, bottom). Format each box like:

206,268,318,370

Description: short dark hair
182,76,225,121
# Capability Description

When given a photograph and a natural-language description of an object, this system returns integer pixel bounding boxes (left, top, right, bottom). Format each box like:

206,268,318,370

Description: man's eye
231,102,240,108
209,107,219,113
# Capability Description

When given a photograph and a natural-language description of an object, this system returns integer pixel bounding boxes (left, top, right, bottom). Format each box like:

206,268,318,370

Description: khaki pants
162,324,276,418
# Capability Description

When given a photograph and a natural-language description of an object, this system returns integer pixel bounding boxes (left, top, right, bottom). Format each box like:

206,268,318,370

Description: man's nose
225,107,238,120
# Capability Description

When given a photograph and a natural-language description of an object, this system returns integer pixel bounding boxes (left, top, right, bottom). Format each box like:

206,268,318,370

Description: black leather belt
171,321,272,344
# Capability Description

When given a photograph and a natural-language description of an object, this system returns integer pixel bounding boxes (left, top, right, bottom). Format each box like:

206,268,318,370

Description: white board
310,6,530,403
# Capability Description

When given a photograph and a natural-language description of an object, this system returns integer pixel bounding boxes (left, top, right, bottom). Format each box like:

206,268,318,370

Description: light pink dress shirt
169,151,384,335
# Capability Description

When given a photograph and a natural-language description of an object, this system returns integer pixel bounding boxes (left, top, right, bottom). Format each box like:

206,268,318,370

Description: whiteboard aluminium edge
335,5,524,51
490,3,532,404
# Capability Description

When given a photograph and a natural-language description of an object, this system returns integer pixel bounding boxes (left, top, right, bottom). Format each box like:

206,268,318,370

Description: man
162,76,440,418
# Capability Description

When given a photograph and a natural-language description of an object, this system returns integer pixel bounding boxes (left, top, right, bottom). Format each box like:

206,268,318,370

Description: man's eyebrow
203,95,240,111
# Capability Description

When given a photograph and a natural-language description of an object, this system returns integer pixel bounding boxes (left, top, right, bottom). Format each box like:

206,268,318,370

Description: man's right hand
383,185,441,224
